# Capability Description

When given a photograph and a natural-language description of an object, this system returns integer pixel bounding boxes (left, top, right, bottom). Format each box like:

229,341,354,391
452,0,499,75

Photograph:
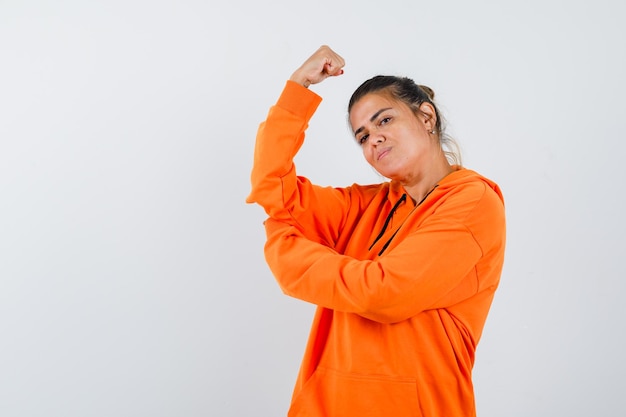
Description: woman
247,45,506,417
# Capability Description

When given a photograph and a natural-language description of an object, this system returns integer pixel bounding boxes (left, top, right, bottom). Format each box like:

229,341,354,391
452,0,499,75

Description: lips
377,147,391,161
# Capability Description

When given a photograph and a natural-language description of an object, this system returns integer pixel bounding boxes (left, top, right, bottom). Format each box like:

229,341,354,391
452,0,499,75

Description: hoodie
247,81,506,417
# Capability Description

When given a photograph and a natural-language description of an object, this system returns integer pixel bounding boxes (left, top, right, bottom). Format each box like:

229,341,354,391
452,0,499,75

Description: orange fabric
247,81,506,417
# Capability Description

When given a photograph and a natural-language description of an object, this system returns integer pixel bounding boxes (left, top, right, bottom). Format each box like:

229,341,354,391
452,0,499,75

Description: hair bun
418,85,435,101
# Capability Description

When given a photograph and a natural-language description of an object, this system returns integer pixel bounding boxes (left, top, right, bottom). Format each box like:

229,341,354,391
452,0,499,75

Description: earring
429,129,436,134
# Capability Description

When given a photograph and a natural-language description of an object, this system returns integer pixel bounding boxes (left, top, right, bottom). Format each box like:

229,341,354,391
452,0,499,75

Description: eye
358,134,369,145
379,116,391,126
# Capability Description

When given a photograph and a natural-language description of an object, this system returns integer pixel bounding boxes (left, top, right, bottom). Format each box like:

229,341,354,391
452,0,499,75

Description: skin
349,94,453,203
291,45,452,204
289,45,345,88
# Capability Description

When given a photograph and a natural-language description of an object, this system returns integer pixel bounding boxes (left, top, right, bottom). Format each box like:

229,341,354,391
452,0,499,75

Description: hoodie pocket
288,367,421,417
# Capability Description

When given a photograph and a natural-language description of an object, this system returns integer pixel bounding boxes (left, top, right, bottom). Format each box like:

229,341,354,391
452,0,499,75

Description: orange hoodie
247,81,506,417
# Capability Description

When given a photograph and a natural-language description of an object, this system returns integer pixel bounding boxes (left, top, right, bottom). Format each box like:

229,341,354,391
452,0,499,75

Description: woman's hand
289,45,345,88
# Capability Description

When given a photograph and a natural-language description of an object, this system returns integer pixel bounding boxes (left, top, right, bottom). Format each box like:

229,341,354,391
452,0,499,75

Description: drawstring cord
370,186,438,256
368,193,406,251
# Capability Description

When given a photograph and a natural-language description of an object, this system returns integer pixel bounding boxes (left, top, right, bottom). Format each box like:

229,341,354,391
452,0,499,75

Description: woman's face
349,93,437,185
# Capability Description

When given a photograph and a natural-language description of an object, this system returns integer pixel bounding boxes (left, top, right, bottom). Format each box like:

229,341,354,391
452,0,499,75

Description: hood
387,166,504,207
436,166,505,205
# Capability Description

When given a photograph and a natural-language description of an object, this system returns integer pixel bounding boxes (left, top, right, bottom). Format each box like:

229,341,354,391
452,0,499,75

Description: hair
348,75,462,166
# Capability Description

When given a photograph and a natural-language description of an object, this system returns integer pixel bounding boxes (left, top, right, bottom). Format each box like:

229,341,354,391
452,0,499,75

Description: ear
418,102,437,132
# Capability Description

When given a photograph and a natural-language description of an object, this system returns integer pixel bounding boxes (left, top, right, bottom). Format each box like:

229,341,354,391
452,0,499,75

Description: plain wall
1,0,625,416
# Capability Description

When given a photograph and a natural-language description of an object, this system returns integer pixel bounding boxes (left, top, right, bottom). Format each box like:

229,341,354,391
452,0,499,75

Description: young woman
247,45,506,417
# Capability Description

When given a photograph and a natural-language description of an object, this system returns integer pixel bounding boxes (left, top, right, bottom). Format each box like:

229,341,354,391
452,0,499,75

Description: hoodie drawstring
370,186,438,256
368,193,407,252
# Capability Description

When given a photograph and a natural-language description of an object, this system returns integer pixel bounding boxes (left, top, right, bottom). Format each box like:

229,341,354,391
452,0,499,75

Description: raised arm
247,46,351,245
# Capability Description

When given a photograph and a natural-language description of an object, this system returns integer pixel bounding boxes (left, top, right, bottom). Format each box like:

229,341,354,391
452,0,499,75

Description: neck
402,158,454,204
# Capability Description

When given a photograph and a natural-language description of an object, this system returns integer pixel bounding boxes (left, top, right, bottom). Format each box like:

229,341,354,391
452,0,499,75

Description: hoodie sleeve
263,181,505,324
246,81,351,245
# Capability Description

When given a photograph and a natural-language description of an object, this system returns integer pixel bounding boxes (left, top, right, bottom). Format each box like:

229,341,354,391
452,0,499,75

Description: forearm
264,218,482,323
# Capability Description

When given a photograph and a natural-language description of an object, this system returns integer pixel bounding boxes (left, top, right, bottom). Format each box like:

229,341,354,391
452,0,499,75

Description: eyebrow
353,108,393,137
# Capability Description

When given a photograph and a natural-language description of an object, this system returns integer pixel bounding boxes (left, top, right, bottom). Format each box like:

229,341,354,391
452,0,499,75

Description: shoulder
433,169,505,234
438,168,504,207
346,182,397,204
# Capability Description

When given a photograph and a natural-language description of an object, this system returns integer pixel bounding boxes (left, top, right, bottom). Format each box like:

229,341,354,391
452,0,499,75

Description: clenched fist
290,45,345,88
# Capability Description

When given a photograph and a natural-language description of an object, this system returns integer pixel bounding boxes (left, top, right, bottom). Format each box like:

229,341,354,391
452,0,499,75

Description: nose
368,131,385,145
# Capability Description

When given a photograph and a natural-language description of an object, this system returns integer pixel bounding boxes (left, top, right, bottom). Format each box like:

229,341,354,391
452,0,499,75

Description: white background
1,1,625,416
